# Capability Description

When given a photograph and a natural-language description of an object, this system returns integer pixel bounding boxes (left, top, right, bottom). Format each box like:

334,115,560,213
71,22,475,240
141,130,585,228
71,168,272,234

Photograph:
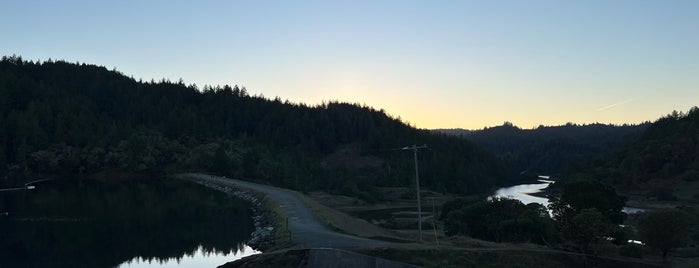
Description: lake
492,177,645,214
0,178,259,268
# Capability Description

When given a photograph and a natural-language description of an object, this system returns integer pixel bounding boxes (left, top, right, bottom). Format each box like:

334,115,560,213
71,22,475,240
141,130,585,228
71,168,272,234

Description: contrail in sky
596,98,636,111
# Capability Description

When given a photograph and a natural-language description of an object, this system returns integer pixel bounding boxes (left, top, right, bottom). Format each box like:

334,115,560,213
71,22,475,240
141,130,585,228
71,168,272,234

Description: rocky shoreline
191,179,276,250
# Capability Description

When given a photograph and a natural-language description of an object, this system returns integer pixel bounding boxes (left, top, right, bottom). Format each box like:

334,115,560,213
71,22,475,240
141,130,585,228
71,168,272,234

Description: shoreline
181,173,390,250
180,176,284,251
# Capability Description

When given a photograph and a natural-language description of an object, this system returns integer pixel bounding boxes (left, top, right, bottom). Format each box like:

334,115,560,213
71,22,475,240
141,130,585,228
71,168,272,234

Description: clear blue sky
2,0,698,129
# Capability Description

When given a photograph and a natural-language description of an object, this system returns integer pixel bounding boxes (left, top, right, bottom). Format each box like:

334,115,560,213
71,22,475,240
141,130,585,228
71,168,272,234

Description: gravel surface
183,173,390,249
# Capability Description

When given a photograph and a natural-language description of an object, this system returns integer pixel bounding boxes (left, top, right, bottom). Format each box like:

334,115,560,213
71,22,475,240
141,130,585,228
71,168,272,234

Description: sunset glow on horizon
3,0,697,129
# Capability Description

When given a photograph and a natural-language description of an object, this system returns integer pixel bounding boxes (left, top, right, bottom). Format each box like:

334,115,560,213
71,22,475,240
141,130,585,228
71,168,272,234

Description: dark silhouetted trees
549,180,627,225
0,55,515,199
442,197,557,245
436,122,648,176
563,107,699,202
638,209,693,260
548,180,626,253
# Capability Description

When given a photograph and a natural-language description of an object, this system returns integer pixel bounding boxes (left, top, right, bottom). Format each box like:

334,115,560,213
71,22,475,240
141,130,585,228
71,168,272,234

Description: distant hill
432,128,472,137
0,55,516,199
435,122,648,176
565,108,699,202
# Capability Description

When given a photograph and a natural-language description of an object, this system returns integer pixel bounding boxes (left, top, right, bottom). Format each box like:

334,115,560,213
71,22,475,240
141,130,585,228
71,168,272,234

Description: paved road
183,173,389,249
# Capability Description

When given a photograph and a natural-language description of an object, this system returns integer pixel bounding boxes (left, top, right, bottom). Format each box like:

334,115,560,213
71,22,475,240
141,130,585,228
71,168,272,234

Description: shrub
443,197,557,244
652,188,678,201
619,244,645,258
679,170,699,182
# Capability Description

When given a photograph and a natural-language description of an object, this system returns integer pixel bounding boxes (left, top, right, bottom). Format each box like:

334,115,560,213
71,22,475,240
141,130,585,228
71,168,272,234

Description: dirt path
182,173,390,250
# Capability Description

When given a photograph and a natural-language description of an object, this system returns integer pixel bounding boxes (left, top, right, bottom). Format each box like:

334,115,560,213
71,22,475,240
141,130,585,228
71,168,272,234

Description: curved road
183,173,389,249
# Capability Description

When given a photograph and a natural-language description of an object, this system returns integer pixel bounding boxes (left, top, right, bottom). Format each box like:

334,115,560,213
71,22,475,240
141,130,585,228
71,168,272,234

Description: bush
443,197,557,244
609,225,633,245
679,170,699,182
439,196,480,220
690,231,699,248
638,209,692,259
338,179,379,203
652,188,678,201
619,244,645,258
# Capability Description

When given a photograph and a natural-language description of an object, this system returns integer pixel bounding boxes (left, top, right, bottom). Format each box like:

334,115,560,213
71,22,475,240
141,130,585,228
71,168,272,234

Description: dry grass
293,191,406,241
260,194,295,251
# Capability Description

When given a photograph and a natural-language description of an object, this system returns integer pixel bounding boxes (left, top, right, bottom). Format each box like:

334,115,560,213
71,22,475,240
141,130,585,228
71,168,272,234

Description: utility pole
402,144,427,242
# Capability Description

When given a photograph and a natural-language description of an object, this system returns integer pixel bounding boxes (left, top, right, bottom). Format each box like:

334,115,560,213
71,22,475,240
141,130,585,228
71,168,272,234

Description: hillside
436,122,648,176
565,108,699,203
0,55,515,199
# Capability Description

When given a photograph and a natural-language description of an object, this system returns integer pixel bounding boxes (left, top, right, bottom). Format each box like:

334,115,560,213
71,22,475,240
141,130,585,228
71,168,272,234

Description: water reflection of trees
0,179,254,268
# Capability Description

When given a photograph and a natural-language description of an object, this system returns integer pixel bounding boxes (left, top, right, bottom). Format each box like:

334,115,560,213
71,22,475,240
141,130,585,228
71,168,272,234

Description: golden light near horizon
3,1,697,129
257,64,696,130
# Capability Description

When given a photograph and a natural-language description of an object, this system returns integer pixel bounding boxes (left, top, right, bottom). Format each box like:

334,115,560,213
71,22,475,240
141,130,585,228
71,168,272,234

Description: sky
2,0,698,129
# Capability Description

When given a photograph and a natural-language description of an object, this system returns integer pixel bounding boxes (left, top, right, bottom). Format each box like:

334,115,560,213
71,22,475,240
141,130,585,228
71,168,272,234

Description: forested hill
0,56,514,199
565,108,699,201
435,122,648,176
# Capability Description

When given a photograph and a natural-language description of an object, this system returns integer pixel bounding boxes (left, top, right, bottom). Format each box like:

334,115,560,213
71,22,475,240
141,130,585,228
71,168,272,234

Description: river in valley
492,176,645,214
0,178,259,268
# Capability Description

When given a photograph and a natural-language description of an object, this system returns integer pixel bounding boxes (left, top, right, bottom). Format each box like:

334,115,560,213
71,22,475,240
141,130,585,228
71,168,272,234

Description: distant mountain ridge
0,55,514,199
432,128,472,137
434,122,649,176
564,107,699,202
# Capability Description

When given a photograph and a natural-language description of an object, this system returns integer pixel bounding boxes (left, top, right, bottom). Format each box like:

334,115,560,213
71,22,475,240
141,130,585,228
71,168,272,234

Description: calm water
493,179,552,207
118,245,259,268
0,178,258,268
493,177,644,214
